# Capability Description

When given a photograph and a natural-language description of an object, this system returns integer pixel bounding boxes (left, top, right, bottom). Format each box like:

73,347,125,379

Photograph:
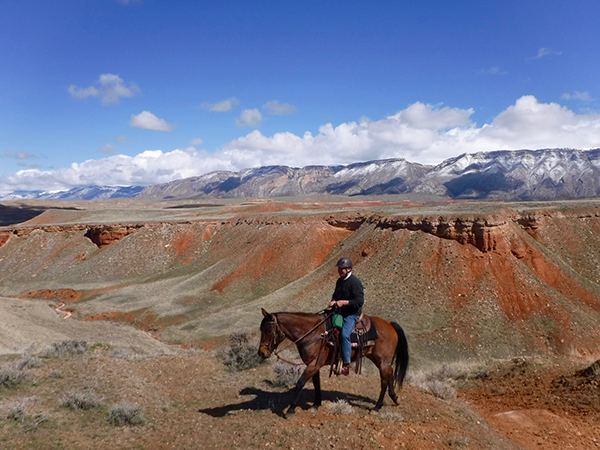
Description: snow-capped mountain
4,148,600,202
416,148,600,200
137,158,432,200
1,185,145,201
138,148,600,201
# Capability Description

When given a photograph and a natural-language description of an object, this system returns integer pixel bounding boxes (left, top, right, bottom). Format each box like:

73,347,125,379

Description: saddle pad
351,321,378,343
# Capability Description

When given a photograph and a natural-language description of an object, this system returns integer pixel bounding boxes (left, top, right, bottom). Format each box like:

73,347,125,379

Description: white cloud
201,97,240,112
130,111,175,131
263,100,297,115
190,137,203,146
222,96,600,167
562,91,595,102
530,47,562,60
235,109,263,127
0,148,236,193
68,74,140,105
3,95,600,195
99,144,116,155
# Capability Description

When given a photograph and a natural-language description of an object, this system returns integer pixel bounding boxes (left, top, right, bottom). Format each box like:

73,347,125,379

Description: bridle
262,312,335,366
262,314,287,354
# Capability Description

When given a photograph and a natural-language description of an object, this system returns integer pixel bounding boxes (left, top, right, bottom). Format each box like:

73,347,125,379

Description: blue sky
1,0,599,194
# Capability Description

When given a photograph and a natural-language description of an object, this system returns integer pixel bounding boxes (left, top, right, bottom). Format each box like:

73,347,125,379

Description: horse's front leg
309,371,321,411
286,364,319,417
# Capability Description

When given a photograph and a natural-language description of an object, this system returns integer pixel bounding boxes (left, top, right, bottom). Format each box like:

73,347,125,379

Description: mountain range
5,148,600,202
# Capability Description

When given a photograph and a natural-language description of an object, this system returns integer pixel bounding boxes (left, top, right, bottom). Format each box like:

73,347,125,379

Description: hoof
308,406,319,413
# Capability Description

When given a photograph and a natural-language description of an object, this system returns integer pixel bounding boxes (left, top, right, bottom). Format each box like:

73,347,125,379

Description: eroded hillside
1,198,600,365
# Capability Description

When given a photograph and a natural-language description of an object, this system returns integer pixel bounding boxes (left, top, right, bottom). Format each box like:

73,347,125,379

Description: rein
270,311,334,366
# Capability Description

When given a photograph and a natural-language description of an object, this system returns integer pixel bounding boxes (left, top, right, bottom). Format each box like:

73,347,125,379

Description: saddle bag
331,313,343,329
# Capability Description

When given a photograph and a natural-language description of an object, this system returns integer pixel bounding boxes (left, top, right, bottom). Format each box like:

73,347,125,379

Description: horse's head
258,308,285,359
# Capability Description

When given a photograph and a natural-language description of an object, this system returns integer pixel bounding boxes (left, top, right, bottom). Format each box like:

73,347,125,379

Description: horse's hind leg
374,365,393,411
388,375,399,405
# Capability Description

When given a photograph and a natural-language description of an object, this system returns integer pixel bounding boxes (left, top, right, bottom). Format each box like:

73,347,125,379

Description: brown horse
258,308,409,416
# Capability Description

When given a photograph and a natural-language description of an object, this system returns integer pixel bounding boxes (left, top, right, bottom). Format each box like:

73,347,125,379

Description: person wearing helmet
329,257,364,376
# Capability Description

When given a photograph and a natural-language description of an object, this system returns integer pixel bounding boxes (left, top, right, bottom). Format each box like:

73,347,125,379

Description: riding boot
341,363,350,376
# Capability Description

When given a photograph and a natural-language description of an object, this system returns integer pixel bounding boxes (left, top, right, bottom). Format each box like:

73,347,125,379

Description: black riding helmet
336,257,353,268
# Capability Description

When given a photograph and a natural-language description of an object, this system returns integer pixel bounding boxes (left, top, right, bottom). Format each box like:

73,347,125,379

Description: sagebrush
0,369,25,388
44,340,88,357
108,402,145,426
271,360,303,388
60,390,101,410
221,331,264,372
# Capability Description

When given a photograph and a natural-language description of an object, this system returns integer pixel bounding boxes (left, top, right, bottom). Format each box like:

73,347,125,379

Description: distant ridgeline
5,148,600,202
137,148,600,201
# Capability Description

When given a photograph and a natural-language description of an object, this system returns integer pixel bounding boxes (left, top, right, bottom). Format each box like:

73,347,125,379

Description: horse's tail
391,322,409,388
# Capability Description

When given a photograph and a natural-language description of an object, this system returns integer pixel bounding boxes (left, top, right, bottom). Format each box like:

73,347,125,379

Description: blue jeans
341,313,360,364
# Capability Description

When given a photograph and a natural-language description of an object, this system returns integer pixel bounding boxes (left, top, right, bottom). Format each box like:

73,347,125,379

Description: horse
258,308,409,416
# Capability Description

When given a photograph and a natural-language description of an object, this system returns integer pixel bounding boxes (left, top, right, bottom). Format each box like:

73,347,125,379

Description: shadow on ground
199,385,376,418
0,204,79,226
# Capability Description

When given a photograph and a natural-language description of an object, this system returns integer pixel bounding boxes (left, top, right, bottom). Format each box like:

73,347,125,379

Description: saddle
327,313,378,376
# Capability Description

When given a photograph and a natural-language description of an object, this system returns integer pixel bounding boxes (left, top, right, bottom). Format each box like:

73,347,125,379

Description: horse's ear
261,308,269,317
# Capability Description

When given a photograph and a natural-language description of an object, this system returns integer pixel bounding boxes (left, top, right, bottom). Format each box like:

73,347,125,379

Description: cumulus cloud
3,95,600,195
263,100,297,115
222,96,600,167
235,109,263,127
68,74,140,105
562,91,595,102
130,111,174,131
201,97,240,112
0,148,236,194
530,47,562,60
190,137,204,146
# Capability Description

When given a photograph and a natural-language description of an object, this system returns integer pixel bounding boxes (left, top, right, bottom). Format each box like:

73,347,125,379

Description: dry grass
327,399,354,416
60,389,101,410
16,355,43,371
108,401,145,426
43,340,88,358
271,360,303,388
408,360,490,401
0,369,25,388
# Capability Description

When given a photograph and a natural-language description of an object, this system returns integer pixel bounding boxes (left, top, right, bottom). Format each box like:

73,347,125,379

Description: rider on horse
329,257,364,376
